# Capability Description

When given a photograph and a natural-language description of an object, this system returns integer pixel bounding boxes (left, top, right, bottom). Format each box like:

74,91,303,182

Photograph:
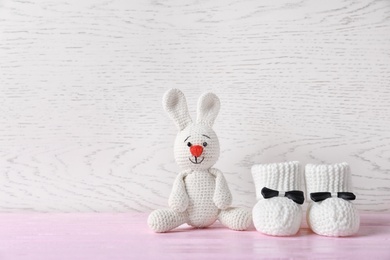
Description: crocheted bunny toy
148,89,252,233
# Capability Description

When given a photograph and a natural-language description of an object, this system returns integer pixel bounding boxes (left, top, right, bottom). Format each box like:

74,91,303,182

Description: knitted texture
218,207,253,231
305,162,360,237
251,161,303,236
148,89,252,233
252,161,302,200
305,163,352,194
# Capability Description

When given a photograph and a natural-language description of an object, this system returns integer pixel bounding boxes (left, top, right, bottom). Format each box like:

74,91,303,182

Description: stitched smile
189,157,204,164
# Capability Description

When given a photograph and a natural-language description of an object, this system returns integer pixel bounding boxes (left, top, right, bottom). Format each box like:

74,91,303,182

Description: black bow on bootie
310,192,356,202
261,187,305,205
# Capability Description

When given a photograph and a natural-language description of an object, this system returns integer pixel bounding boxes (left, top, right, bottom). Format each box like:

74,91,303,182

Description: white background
0,0,389,212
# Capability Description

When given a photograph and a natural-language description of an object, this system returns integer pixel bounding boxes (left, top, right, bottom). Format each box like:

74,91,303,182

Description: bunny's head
163,89,220,171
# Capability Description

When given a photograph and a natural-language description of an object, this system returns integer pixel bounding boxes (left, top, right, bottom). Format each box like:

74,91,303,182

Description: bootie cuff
305,162,353,197
252,161,301,201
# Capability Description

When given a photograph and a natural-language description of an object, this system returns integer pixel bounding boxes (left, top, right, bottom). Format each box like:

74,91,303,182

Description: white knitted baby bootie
251,161,304,236
305,162,360,237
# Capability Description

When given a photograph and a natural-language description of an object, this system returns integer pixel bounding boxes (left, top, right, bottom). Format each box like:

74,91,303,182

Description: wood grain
0,0,389,212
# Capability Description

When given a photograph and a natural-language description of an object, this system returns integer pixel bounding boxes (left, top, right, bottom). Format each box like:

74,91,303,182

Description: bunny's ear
196,92,220,126
163,89,192,130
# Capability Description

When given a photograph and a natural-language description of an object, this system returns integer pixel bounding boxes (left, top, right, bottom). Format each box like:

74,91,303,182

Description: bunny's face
163,89,221,171
174,124,219,170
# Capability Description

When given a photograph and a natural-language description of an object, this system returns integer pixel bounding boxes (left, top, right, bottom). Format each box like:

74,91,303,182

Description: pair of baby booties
252,161,359,236
147,89,359,237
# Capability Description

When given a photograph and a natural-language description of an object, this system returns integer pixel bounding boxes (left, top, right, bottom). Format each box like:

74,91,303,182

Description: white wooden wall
1,0,389,213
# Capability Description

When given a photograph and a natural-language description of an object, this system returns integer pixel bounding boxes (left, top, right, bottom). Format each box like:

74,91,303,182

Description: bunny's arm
168,171,190,212
209,168,232,210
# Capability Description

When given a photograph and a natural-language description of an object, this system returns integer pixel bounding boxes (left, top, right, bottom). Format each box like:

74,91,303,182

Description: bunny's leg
148,209,188,233
218,207,252,231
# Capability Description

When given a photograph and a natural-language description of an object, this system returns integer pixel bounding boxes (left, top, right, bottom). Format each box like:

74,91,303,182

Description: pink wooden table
0,213,389,259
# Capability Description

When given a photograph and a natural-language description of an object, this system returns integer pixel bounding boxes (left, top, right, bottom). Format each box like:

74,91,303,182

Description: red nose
190,145,203,157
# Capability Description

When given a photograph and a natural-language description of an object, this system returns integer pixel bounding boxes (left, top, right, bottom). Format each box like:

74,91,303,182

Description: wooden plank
0,213,389,259
0,0,389,212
